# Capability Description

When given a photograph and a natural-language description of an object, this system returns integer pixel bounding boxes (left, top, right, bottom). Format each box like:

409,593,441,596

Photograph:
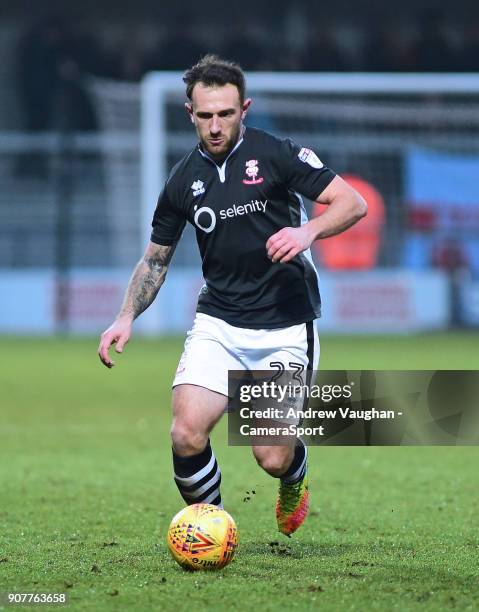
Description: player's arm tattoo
118,243,174,320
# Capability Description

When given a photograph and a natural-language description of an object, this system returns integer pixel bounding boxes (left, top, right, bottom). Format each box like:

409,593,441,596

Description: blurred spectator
412,10,459,71
432,240,468,272
278,3,309,70
221,18,272,71
459,21,479,72
17,14,101,132
145,15,209,72
103,29,148,81
363,25,416,72
302,28,349,72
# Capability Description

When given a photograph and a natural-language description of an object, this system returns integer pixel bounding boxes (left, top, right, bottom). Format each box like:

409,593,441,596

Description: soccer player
98,55,367,536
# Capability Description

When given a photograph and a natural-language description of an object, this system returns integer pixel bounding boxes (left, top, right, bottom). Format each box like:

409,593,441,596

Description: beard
200,121,242,162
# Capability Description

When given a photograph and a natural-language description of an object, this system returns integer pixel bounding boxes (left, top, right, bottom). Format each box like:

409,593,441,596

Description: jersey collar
197,126,245,183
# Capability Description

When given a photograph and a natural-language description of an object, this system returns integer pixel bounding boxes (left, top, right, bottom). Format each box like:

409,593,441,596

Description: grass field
1,334,478,611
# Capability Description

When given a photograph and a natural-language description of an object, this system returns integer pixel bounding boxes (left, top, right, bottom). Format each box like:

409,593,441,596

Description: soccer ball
167,503,238,571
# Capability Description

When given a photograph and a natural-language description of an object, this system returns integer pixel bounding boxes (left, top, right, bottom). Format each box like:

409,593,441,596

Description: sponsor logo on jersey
191,179,205,196
219,199,267,219
242,159,264,185
193,205,216,233
193,200,268,233
298,148,323,169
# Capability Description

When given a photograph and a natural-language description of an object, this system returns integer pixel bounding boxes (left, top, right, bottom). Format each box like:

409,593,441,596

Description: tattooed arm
98,241,174,368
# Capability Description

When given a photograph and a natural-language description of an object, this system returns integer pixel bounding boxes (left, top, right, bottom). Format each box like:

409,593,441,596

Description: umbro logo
191,180,205,197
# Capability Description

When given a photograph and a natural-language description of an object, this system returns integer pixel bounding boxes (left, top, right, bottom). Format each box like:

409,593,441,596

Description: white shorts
173,313,320,397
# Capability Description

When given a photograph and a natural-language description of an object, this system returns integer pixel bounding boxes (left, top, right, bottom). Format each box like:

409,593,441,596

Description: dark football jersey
151,127,335,329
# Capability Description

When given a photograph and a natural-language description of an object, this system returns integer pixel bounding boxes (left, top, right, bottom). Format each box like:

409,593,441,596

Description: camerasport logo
242,159,264,185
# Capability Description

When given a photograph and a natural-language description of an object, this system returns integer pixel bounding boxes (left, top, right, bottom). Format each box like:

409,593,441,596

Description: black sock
172,440,222,506
281,439,308,484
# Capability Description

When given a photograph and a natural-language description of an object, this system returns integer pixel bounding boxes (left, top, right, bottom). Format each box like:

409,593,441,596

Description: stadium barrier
0,268,450,335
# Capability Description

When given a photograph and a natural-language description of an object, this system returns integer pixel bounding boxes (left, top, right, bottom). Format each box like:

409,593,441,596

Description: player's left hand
266,226,314,263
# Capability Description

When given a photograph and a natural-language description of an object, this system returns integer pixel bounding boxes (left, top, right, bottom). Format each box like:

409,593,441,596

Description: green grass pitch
1,333,478,611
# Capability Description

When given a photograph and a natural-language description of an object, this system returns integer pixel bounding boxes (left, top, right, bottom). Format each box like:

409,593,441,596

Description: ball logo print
194,205,216,233
167,503,238,571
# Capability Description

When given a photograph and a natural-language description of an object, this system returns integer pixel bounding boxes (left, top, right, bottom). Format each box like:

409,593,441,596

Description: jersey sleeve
278,137,336,201
150,183,186,246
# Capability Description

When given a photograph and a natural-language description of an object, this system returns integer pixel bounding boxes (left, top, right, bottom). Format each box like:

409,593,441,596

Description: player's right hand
98,316,133,368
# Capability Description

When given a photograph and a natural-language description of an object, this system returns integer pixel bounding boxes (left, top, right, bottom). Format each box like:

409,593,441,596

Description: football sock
172,439,222,507
280,439,308,484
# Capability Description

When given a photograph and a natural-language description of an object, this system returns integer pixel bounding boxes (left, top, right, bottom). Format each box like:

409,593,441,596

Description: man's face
186,83,251,161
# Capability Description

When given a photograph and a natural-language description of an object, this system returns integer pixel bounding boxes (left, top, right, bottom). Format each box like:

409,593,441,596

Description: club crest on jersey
298,148,323,169
242,159,264,185
191,179,205,196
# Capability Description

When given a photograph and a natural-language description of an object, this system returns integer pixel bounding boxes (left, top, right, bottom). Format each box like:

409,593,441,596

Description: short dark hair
183,55,246,104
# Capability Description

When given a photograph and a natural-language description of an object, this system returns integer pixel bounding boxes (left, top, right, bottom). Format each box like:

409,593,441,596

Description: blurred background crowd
2,1,478,131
